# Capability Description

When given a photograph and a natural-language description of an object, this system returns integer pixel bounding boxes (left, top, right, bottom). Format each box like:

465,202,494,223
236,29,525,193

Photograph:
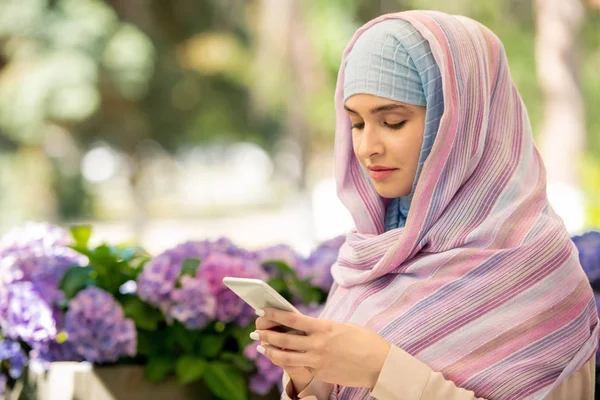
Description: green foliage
180,258,201,278
176,355,207,384
122,295,164,331
145,354,177,383
204,361,248,400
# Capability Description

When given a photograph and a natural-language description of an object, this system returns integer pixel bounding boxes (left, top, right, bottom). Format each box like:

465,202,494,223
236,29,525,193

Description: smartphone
222,277,300,313
222,277,303,335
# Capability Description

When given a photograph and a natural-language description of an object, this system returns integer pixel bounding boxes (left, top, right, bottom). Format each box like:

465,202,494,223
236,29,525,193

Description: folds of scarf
324,10,598,400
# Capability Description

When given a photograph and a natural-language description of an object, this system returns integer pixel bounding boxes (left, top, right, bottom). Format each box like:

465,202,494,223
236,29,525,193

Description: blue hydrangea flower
0,281,59,345
64,287,136,363
29,338,83,372
572,231,600,287
244,341,283,395
0,340,27,379
300,235,345,291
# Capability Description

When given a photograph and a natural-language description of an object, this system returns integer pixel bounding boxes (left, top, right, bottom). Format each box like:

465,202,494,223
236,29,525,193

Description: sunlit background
0,0,598,256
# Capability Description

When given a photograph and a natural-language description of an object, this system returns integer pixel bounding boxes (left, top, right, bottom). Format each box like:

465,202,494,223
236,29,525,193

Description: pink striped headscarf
322,10,598,399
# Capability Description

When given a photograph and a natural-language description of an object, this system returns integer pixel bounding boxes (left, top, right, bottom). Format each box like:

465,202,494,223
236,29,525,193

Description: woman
253,10,599,400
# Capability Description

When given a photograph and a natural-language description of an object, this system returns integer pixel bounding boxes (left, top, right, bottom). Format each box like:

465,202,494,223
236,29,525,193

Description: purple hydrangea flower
244,341,283,395
169,276,216,329
137,239,266,327
198,252,266,326
301,236,345,291
0,340,27,379
29,338,83,371
136,253,183,312
0,222,73,250
572,231,600,287
256,244,307,277
0,281,60,345
0,222,88,288
64,287,136,363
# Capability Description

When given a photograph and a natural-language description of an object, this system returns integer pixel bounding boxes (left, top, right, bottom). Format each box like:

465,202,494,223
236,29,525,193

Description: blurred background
0,0,598,256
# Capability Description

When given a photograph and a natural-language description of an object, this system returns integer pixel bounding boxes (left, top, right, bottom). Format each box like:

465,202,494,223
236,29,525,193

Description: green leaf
292,279,323,304
231,323,255,350
70,225,92,248
137,329,168,356
122,296,164,331
220,352,255,373
262,260,294,275
175,355,207,384
59,266,95,299
167,322,197,353
180,258,201,277
267,277,287,293
198,334,226,358
204,361,247,400
145,355,176,383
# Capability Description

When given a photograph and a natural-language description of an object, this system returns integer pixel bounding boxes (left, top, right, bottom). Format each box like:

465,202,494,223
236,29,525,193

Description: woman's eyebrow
343,104,414,115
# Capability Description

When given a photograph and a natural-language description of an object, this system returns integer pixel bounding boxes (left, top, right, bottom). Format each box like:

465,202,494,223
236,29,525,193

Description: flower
256,244,307,277
0,340,27,379
0,222,87,288
0,281,60,345
0,222,72,250
244,341,283,395
136,253,183,312
29,338,83,371
301,235,345,291
169,276,216,329
137,239,266,327
63,287,136,363
198,252,266,325
572,231,600,288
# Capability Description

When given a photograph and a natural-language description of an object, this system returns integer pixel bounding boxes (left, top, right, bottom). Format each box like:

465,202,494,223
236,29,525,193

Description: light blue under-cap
343,19,444,231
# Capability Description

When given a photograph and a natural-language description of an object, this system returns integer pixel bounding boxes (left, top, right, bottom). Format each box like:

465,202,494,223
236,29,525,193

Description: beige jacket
282,345,596,399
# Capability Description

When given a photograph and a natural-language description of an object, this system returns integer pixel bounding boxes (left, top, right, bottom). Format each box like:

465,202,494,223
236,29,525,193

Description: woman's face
345,94,427,198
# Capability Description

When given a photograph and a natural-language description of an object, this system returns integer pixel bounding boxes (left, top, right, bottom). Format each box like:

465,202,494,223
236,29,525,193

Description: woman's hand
253,308,391,390
254,310,314,394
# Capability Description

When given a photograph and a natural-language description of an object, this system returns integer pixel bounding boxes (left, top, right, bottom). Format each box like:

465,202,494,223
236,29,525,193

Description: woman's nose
357,126,384,159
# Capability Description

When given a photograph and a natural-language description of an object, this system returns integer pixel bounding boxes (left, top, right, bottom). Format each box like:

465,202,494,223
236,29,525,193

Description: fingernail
255,309,265,317
257,345,266,355
250,331,260,341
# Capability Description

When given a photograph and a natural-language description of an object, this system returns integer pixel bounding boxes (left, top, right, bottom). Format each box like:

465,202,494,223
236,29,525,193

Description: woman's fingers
255,316,280,331
260,308,317,333
254,329,312,352
258,344,314,368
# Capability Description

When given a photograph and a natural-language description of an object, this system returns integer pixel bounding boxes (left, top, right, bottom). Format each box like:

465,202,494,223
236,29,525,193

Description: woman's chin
372,182,411,198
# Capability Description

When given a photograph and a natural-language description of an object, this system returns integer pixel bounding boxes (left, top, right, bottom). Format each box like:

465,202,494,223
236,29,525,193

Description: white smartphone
222,277,300,314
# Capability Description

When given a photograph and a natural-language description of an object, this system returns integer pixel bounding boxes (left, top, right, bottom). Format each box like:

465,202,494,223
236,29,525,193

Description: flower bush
0,223,344,400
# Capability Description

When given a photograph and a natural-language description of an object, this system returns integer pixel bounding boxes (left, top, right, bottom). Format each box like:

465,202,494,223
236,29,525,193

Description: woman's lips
367,168,398,180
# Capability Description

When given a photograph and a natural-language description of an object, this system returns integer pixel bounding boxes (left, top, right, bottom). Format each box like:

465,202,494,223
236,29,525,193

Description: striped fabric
322,10,599,399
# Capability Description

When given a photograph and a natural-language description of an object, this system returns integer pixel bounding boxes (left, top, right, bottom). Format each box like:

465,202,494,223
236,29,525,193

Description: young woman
253,10,599,399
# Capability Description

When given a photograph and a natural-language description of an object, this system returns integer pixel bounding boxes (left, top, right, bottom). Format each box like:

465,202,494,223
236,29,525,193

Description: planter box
20,363,280,400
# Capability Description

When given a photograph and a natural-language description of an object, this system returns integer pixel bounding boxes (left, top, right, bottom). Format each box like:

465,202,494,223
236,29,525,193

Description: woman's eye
351,122,365,130
384,120,407,130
